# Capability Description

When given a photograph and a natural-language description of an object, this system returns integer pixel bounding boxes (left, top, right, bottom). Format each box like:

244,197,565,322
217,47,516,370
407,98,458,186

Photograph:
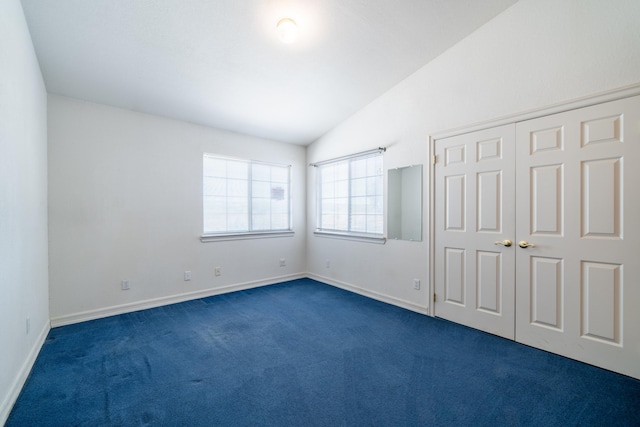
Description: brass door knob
494,240,513,247
518,241,536,248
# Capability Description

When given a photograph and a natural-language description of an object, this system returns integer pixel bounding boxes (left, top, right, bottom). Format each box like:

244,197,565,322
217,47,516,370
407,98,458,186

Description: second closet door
514,95,640,379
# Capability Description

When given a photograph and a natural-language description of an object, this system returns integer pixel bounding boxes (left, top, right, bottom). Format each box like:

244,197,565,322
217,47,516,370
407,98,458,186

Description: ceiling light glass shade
277,18,298,44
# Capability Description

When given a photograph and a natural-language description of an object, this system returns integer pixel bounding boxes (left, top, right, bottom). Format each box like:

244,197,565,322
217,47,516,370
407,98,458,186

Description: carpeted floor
7,278,640,426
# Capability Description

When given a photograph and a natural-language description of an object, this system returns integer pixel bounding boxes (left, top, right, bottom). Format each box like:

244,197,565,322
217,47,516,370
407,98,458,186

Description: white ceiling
21,0,517,145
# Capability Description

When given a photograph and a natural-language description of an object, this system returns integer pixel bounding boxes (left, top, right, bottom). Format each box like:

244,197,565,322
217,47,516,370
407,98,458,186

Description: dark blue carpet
7,278,640,426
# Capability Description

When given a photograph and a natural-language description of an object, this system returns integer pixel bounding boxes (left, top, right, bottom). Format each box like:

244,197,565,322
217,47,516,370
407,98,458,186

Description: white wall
48,95,307,325
0,0,50,423
306,0,640,312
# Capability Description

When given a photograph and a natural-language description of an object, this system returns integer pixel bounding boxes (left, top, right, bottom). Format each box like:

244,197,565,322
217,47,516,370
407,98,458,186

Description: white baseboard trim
0,320,50,426
50,273,307,328
308,273,430,316
50,273,430,328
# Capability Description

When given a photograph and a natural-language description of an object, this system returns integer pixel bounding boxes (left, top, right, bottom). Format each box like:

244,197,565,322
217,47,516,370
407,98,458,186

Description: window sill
200,230,294,242
313,230,386,244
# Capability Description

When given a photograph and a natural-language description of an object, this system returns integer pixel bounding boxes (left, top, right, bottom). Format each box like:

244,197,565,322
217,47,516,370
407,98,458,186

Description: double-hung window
203,154,291,238
315,150,384,239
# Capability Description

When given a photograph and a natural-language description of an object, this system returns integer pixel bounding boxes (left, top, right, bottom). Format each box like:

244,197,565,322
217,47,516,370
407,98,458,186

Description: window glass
316,152,383,235
203,154,291,234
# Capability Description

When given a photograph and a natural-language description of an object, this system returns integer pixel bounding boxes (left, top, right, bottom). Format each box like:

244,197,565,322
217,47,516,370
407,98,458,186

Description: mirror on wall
388,165,422,241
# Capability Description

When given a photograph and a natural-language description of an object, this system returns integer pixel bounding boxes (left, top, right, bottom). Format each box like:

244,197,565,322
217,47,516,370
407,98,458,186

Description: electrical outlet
214,267,222,276
26,317,31,335
280,258,286,267
184,271,191,281
413,279,421,290
121,279,130,290
325,259,331,268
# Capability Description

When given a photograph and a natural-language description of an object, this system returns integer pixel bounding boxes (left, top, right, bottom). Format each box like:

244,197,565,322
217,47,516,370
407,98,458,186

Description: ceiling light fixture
277,18,298,44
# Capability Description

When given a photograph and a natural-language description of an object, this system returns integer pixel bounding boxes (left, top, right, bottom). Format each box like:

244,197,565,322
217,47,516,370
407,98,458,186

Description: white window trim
313,229,386,244
312,147,386,242
200,230,295,243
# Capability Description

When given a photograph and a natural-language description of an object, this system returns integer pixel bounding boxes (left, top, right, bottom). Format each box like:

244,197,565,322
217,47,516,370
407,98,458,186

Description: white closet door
434,125,516,339
515,96,640,379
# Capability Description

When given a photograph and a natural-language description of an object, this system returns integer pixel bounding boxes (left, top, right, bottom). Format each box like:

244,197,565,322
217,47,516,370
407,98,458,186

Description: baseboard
308,273,430,316
0,320,50,426
50,273,430,328
50,273,307,328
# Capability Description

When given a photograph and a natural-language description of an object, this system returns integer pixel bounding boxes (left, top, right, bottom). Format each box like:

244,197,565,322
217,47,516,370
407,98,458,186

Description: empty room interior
2,0,640,425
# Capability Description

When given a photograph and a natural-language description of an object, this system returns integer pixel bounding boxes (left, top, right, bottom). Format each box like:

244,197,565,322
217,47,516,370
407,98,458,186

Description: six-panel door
514,96,640,379
434,124,516,340
434,95,640,379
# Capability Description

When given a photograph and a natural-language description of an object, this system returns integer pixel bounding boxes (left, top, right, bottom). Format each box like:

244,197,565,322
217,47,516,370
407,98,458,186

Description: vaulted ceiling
21,0,517,144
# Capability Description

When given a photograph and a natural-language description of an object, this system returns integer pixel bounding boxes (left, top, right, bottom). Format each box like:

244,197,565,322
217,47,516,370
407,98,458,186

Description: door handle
518,241,536,248
494,240,513,247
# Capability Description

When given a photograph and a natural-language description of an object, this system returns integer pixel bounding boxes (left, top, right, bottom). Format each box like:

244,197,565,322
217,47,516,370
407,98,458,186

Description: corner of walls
47,96,307,323
0,0,50,424
308,273,430,316
305,0,640,318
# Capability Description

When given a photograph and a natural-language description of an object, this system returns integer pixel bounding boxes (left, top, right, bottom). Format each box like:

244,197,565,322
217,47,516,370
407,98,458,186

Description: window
315,150,384,237
203,154,291,237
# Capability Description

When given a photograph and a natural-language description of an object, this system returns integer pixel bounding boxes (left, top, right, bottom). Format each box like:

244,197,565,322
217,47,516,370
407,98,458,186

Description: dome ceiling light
277,18,298,44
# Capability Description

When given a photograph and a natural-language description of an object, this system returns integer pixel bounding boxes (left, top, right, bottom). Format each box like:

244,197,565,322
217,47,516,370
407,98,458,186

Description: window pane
204,157,227,178
351,158,367,178
351,214,366,232
227,213,248,231
228,178,248,197
227,161,247,179
321,214,335,230
252,163,271,181
203,196,227,214
316,151,383,236
335,214,348,230
368,214,383,234
252,215,270,230
352,196,366,214
203,154,291,234
335,198,348,215
252,181,270,198
366,176,380,194
252,198,269,215
204,214,227,233
335,180,349,198
227,196,248,214
351,178,366,197
271,167,289,183
204,177,227,197
321,182,335,199
336,162,349,180
271,199,287,214
321,199,335,215
271,214,289,230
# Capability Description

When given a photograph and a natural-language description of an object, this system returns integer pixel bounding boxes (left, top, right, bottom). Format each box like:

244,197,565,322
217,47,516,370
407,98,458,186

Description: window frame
313,149,386,244
201,154,293,242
